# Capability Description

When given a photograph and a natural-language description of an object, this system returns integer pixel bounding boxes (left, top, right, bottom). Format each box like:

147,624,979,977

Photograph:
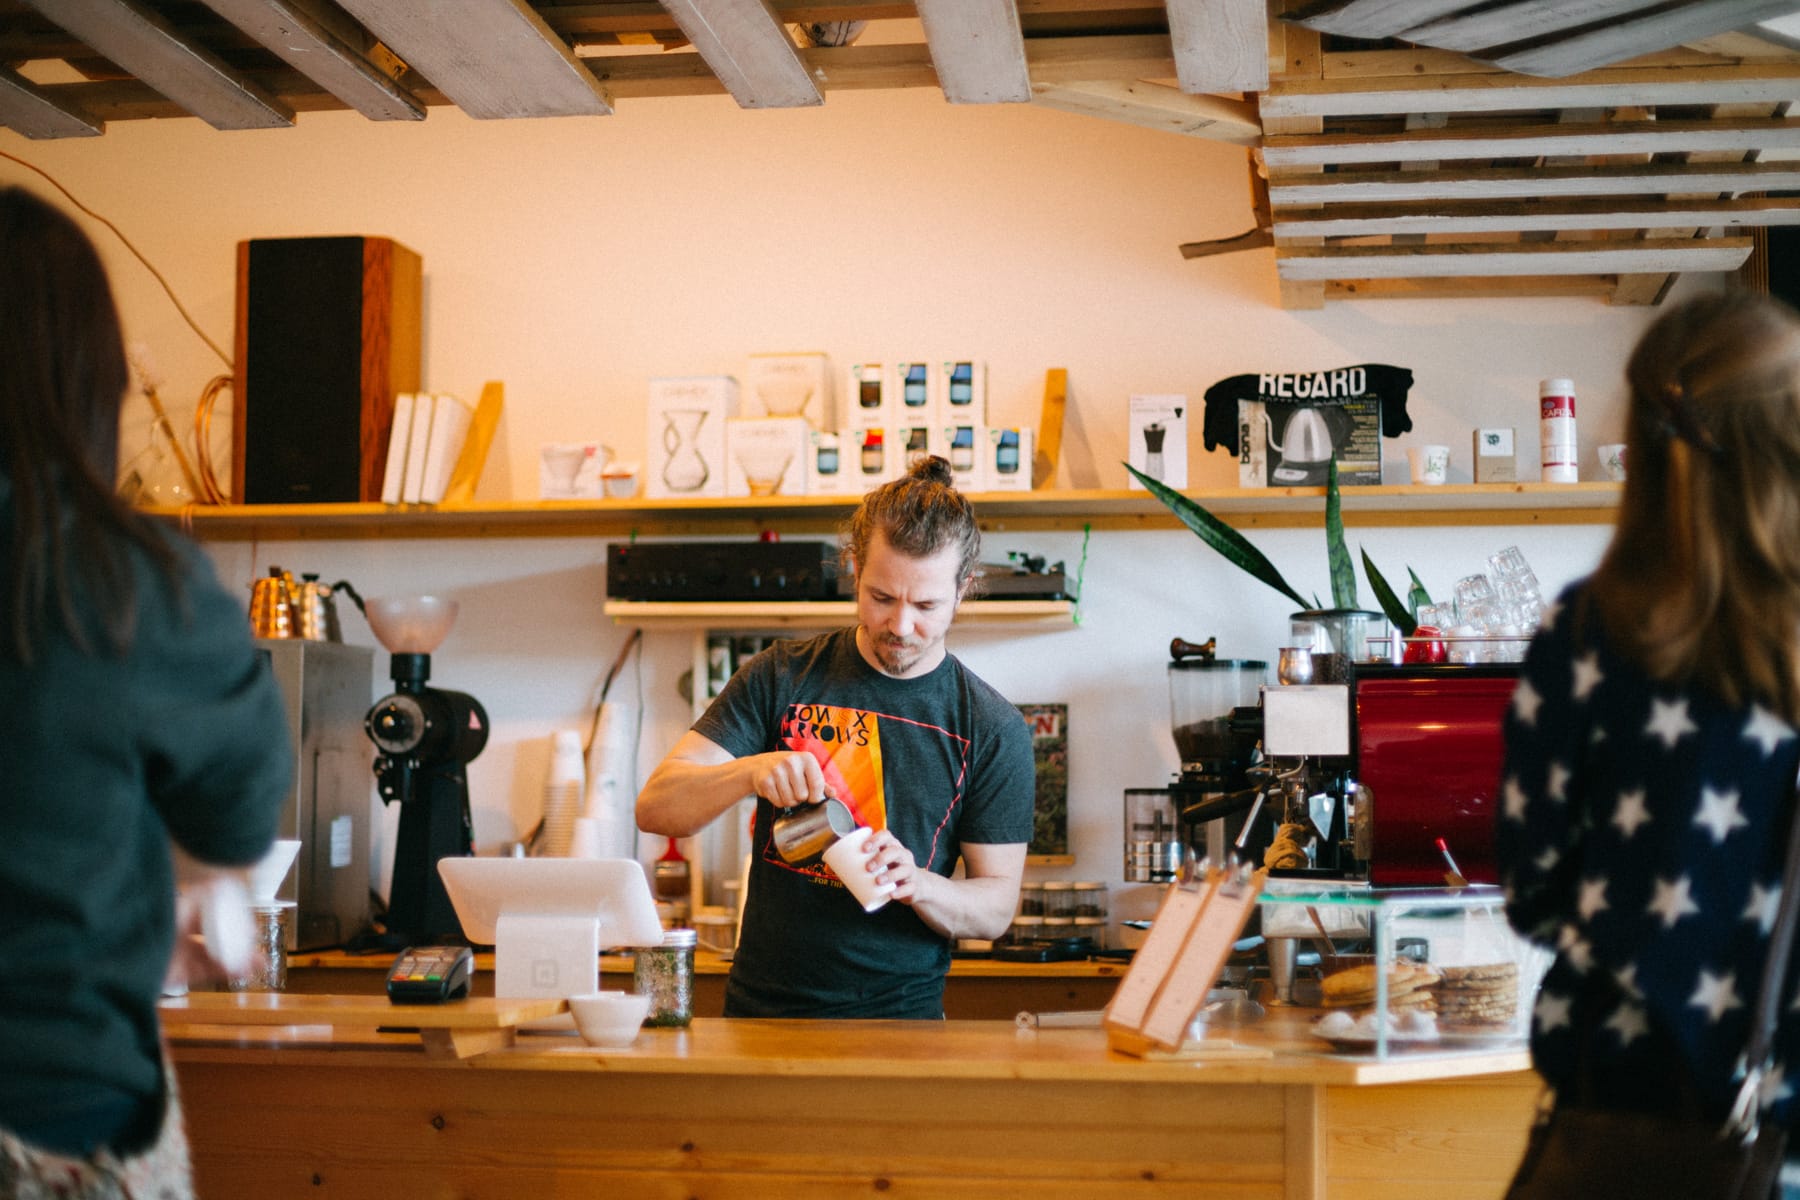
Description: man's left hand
861,828,922,906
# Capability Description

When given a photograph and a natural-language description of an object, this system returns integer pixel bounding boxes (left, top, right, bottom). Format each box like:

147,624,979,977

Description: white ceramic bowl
568,991,650,1047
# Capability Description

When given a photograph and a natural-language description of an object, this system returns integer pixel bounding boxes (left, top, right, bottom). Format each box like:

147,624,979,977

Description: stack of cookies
1319,961,1442,1013
1429,963,1519,1031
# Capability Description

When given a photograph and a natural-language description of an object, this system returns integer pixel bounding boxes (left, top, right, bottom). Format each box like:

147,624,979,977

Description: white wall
4,89,1701,925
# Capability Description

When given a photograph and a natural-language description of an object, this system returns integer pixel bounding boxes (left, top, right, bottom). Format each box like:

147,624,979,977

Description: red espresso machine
1352,662,1521,886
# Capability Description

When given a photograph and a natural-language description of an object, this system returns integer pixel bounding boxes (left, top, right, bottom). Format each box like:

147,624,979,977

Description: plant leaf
1325,458,1358,609
1407,568,1433,617
1123,463,1309,609
1362,548,1416,636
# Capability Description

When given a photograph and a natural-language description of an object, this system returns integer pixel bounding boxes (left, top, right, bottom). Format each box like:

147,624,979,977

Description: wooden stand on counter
158,992,566,1059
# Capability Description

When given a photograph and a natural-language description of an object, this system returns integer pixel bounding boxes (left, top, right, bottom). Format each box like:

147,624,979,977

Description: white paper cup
1407,444,1450,485
1596,443,1626,482
822,826,896,913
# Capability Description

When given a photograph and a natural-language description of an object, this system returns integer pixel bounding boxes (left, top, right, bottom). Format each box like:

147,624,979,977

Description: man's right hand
751,750,827,809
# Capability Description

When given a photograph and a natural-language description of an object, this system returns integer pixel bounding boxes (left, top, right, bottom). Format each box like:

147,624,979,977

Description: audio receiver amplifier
605,542,841,602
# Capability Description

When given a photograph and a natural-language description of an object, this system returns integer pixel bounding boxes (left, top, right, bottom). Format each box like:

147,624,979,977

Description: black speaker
233,236,421,505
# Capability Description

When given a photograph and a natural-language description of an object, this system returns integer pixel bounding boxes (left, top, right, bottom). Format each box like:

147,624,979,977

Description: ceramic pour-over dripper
364,596,458,655
247,838,302,903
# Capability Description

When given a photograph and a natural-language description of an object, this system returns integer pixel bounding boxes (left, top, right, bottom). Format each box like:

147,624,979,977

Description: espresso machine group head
362,596,488,946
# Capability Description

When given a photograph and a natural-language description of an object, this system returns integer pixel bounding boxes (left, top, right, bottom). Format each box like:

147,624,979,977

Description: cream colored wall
3,91,1701,926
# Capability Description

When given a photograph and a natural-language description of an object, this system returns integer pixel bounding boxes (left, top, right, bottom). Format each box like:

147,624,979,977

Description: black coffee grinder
1164,638,1270,866
362,595,488,945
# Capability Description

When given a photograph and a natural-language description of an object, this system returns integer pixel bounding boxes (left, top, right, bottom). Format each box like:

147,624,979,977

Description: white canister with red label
1540,378,1578,483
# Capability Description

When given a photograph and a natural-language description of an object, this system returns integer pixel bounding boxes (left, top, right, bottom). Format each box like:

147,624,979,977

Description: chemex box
743,352,835,431
646,375,738,499
725,416,809,498
1127,394,1188,490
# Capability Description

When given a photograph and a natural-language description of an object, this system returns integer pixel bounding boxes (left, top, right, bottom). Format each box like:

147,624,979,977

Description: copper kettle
248,568,363,641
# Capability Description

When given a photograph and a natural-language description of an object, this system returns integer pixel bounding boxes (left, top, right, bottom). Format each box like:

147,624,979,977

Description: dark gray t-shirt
694,627,1034,1018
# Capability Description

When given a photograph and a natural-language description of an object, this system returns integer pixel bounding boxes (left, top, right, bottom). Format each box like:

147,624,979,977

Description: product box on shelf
743,352,835,431
984,426,1034,492
1474,427,1517,483
850,428,896,490
894,361,933,430
725,416,810,497
539,442,613,499
845,363,890,432
936,360,987,428
1127,394,1188,490
894,425,934,475
647,375,738,499
941,423,982,491
806,430,855,496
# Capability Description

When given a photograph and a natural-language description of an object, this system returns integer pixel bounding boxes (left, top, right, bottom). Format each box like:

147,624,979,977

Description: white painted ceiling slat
1275,237,1755,280
0,64,103,137
914,0,1030,104
1282,0,1478,40
1262,117,1800,166
1268,160,1800,204
659,0,821,109
1259,67,1800,119
1400,0,1675,54
333,0,612,118
1488,0,1800,78
1270,197,1800,238
194,0,425,121
1164,0,1267,95
21,0,293,130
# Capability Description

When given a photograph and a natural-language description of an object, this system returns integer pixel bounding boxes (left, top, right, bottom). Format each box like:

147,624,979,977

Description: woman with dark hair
0,186,292,1193
1499,289,1800,1194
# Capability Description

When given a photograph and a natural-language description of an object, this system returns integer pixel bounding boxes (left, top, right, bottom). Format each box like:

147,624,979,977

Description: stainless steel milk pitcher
771,796,856,866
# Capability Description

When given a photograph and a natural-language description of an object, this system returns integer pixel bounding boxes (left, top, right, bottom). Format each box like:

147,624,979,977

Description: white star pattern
1577,878,1609,921
1647,875,1701,928
1547,762,1571,802
1604,1004,1650,1047
1689,969,1742,1024
1503,777,1530,822
1535,991,1573,1035
1743,706,1792,757
1533,847,1560,873
1759,1064,1795,1110
1692,787,1749,845
1744,883,1781,935
1615,965,1640,997
1512,680,1543,726
1612,790,1651,839
1645,697,1698,749
1571,652,1604,701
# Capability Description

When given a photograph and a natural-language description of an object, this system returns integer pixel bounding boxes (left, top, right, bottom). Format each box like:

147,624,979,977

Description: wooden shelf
606,599,1075,631
143,482,1621,541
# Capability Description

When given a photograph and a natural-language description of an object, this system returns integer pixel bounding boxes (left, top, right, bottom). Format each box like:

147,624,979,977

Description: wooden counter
164,998,1540,1199
285,947,1128,1020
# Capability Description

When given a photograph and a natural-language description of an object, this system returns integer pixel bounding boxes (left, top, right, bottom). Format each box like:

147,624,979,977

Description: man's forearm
636,756,754,838
909,872,1019,942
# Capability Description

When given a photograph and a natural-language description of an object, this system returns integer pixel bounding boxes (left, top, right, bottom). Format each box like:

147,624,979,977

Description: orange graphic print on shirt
780,702,887,833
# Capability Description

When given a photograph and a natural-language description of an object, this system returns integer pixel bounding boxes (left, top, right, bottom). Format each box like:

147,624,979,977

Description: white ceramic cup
1407,444,1450,485
1596,443,1626,482
821,826,896,913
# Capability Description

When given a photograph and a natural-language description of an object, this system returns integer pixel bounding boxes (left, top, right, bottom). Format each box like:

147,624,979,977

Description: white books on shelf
401,392,438,504
381,391,417,505
419,392,474,504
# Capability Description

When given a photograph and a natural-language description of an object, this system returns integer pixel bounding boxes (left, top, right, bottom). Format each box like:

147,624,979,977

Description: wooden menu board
1103,865,1267,1056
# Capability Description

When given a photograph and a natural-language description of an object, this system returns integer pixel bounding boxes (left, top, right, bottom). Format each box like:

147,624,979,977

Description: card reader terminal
386,944,474,1004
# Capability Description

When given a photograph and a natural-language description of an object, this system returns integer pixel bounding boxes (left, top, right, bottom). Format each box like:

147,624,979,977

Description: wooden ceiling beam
0,64,103,137
1489,0,1800,79
658,0,822,109
1260,63,1800,119
1268,160,1800,205
20,0,293,129
1275,236,1755,280
1270,196,1800,238
1031,79,1260,142
332,0,612,118
1262,116,1800,166
1164,0,1266,94
914,0,1031,104
193,0,425,121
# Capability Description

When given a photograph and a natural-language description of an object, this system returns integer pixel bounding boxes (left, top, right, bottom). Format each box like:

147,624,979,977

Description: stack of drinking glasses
1439,545,1543,663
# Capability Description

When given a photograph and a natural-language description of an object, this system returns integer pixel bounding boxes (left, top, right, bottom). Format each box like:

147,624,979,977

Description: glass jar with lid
1009,914,1046,945
635,927,697,1027
1071,881,1108,921
1041,880,1075,920
1018,881,1046,918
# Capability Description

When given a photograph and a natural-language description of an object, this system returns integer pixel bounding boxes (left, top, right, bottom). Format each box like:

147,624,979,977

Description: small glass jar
1072,881,1108,920
1042,915,1075,941
1009,914,1046,945
1073,915,1107,951
634,927,697,1027
1018,881,1046,917
1041,880,1075,920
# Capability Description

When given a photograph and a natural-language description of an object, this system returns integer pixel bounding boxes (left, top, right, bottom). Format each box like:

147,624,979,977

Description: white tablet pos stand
436,857,665,999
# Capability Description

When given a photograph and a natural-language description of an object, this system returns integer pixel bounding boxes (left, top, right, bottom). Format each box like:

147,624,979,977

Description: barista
637,456,1034,1018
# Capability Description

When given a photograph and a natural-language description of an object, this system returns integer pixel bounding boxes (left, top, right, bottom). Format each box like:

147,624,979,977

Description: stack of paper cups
1540,378,1579,483
540,730,583,856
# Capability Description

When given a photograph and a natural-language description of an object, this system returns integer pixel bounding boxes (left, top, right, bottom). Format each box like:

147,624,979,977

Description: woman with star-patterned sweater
1498,290,1800,1169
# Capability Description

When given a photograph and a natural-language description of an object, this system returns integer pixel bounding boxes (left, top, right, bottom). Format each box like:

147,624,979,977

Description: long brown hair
843,454,982,594
0,185,180,663
1587,288,1800,723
